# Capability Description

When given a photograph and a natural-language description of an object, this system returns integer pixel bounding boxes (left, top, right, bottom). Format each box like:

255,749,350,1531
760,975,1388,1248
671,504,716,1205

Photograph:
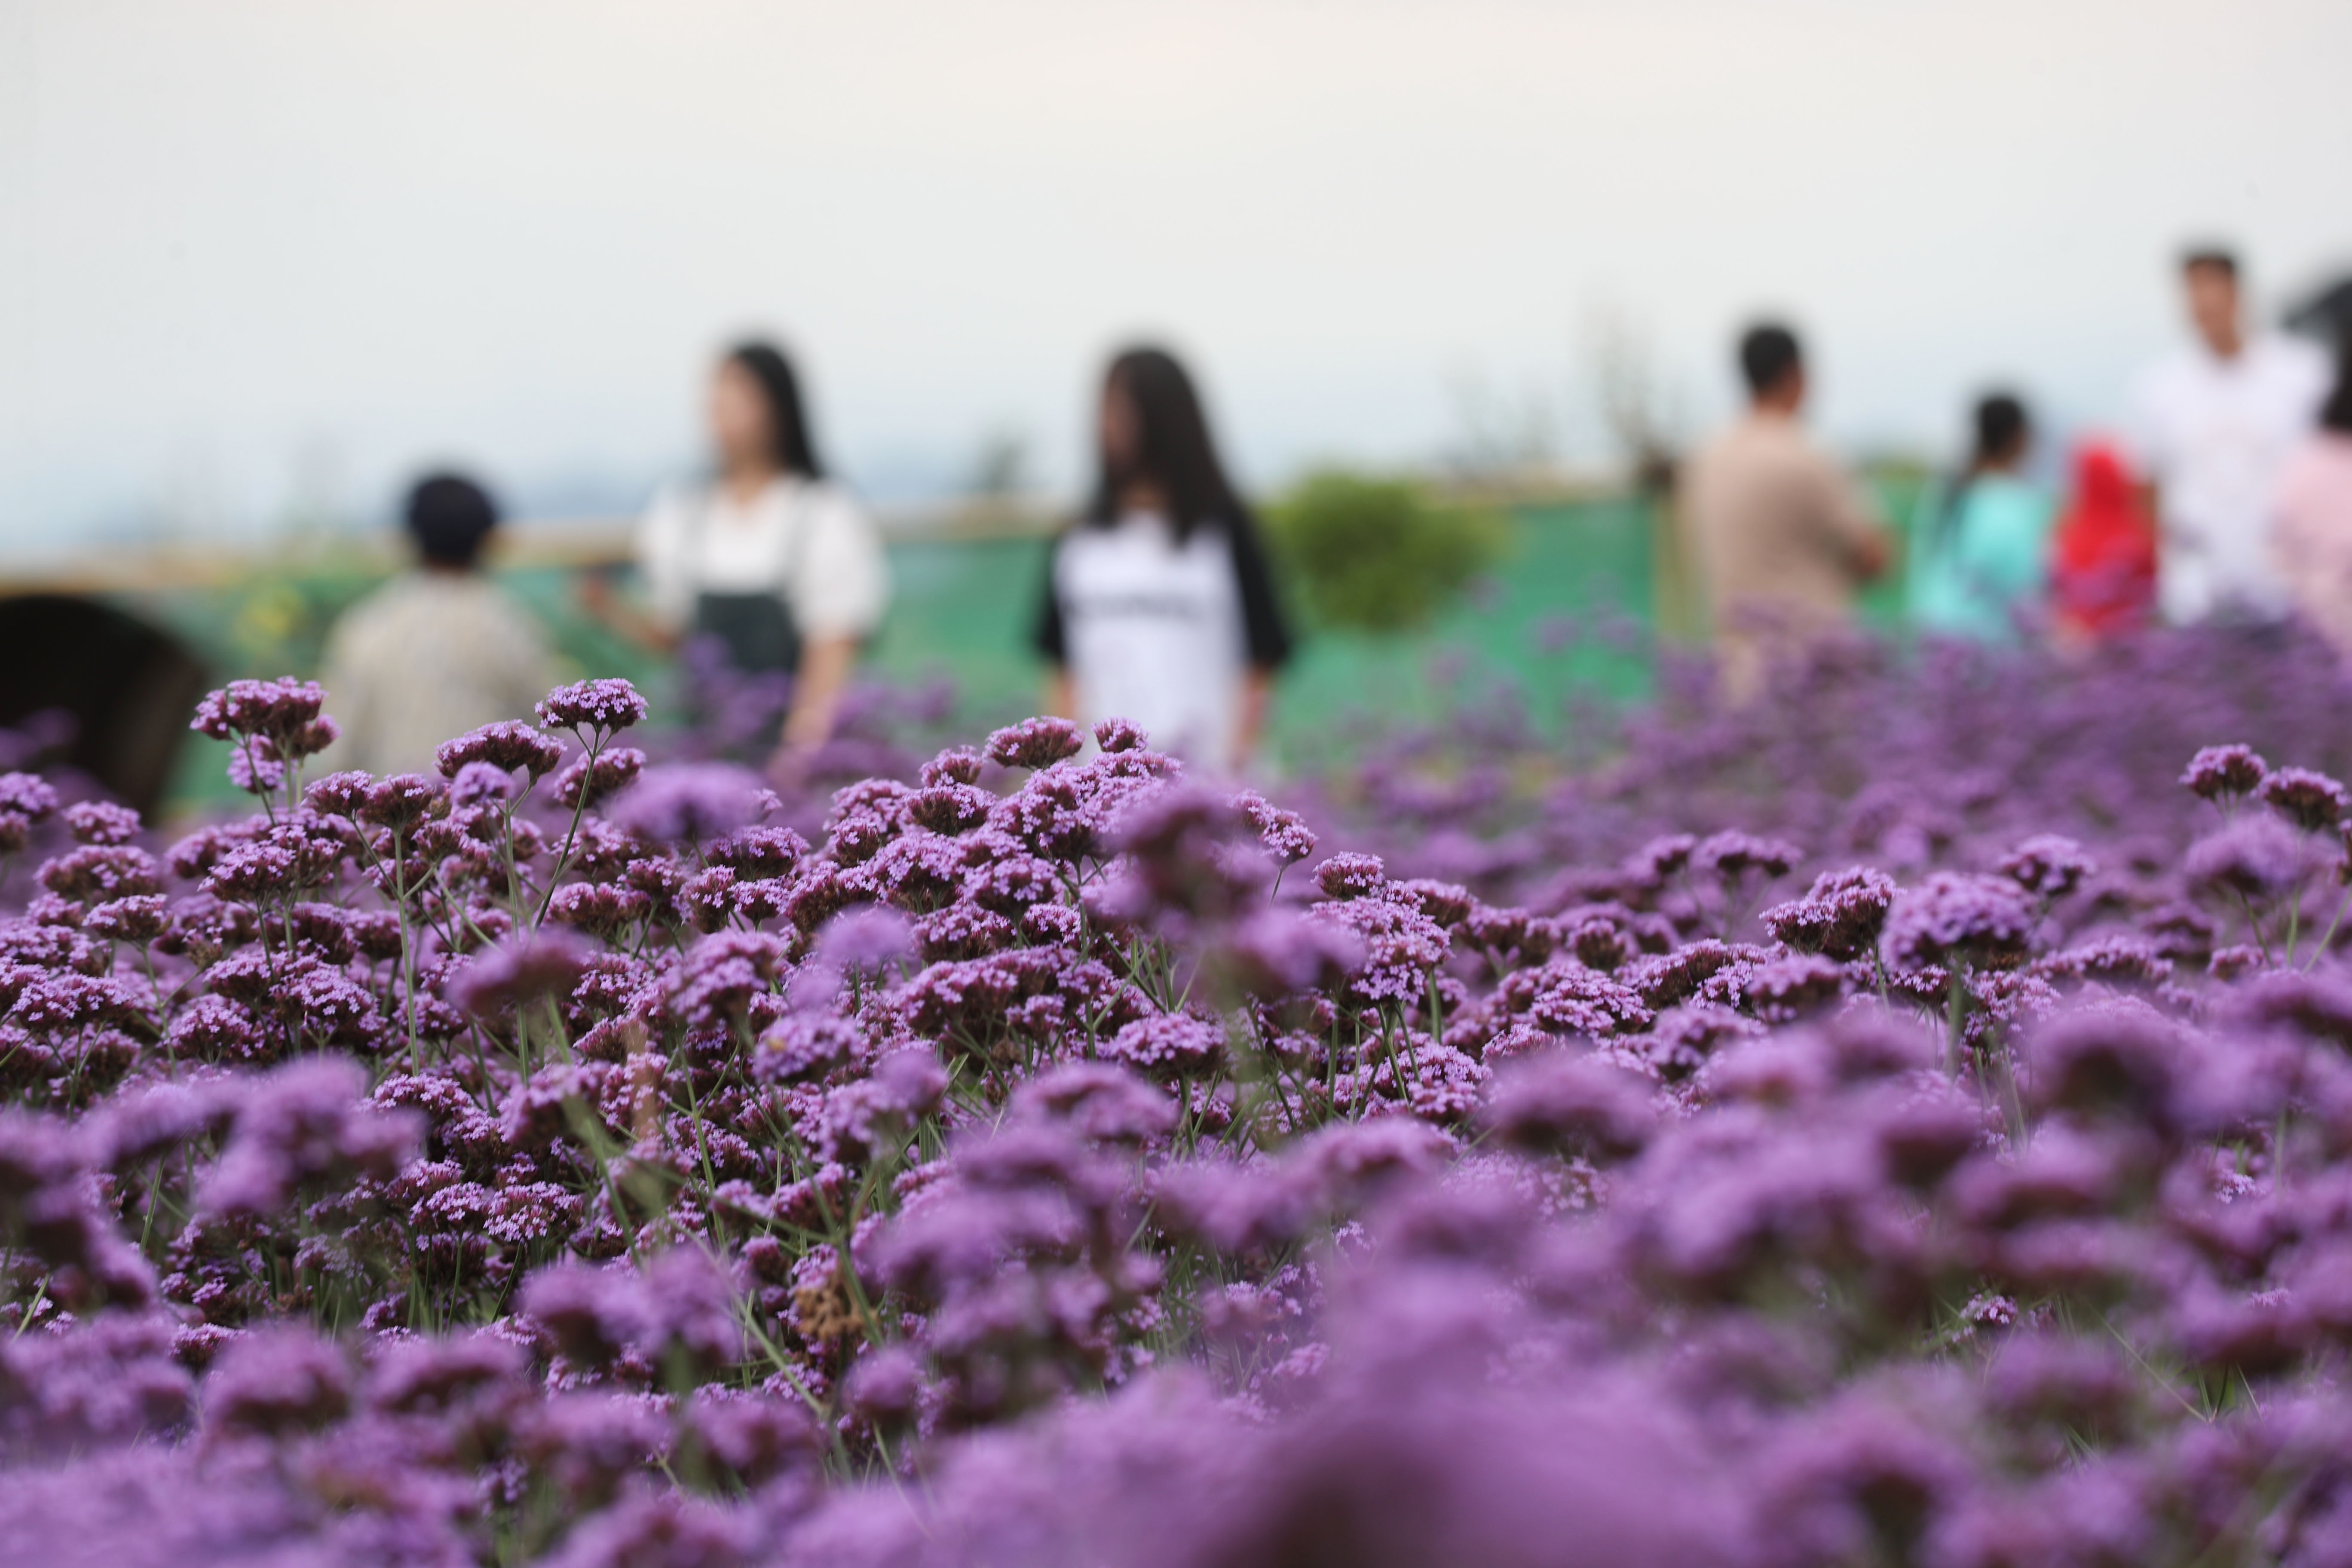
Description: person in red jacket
2050,441,2159,643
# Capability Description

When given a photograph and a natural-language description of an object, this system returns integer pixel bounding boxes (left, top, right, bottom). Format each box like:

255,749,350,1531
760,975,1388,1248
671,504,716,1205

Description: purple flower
61,800,141,846
448,927,594,1017
2022,1004,2198,1133
754,1009,861,1083
1221,907,1368,994
546,881,652,938
2181,743,2269,800
921,745,986,786
536,677,650,733
39,843,163,902
815,905,915,974
9,971,142,1030
1479,1050,1655,1160
1232,790,1317,867
196,1057,421,1219
358,772,443,828
985,716,1086,770
190,677,327,743
687,1387,819,1485
1999,833,2096,900
435,719,565,779
1753,1396,1971,1568
1093,716,1149,754
1882,871,2037,972
1101,1012,1225,1078
1011,1062,1179,1146
524,1392,673,1507
202,1326,352,1436
2185,815,2322,897
449,759,519,807
303,769,374,817
554,746,647,812
1693,829,1803,881
519,1261,660,1368
815,1049,949,1163
365,1330,527,1415
609,763,769,842
1742,952,1853,1022
842,1344,925,1424
0,772,59,820
2260,765,2351,832
1625,832,1699,883
1315,852,1388,899
1293,1116,1455,1201
538,1485,757,1568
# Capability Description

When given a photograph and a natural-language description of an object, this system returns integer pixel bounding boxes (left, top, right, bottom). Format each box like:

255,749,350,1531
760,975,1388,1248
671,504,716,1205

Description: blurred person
588,341,888,765
2049,441,2159,644
1908,392,2052,643
1032,346,1292,775
319,474,554,775
2272,328,2352,659
1677,322,1891,699
2127,247,2330,625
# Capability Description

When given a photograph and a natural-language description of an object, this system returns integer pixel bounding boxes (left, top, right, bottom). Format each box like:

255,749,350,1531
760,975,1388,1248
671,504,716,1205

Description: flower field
10,627,2352,1566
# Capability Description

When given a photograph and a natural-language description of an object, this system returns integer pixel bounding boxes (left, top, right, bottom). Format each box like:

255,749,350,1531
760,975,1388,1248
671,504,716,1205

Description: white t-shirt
635,475,890,640
1050,513,1251,775
2128,334,2330,624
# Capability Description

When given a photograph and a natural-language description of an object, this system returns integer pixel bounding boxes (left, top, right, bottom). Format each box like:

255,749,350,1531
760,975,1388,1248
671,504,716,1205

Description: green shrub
1263,469,1507,634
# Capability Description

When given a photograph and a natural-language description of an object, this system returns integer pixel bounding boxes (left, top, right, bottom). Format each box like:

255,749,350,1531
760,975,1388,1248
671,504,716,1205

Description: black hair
1738,324,1803,399
2324,327,2352,436
1084,346,1250,546
725,341,825,479
404,473,500,569
1971,393,2030,467
1932,392,2033,554
2181,246,2240,280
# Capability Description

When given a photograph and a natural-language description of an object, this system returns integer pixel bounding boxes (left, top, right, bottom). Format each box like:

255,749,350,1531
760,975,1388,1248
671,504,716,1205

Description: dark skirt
693,591,801,674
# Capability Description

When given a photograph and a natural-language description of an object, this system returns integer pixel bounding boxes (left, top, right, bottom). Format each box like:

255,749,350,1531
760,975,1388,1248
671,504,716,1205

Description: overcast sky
1,0,2347,549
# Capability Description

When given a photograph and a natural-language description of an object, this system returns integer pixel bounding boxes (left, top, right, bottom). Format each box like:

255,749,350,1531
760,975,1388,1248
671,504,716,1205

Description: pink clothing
2272,433,2352,658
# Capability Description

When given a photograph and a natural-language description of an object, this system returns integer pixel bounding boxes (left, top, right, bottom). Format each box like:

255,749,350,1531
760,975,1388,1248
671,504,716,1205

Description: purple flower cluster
8,630,2352,1565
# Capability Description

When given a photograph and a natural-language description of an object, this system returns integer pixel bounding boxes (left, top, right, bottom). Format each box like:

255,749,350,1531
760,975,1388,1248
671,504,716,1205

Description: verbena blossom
609,763,770,842
9,642,2352,1566
536,678,651,733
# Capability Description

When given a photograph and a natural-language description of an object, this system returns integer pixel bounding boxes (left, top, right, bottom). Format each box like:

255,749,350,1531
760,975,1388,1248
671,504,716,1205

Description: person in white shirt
2128,248,2331,625
589,342,889,768
320,474,554,775
1033,347,1292,776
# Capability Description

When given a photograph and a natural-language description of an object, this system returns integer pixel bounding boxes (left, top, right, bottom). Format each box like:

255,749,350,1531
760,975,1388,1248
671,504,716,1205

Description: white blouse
635,476,891,641
1050,512,1249,775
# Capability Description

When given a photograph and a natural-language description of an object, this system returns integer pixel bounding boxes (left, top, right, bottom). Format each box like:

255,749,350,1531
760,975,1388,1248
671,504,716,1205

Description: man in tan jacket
1678,323,1891,701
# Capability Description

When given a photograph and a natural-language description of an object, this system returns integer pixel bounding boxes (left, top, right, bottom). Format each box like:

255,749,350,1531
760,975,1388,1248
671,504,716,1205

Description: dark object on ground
0,594,211,815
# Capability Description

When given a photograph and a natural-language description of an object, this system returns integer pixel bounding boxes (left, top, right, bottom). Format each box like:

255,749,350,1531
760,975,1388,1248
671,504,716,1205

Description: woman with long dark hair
1033,347,1292,774
1908,391,2053,642
599,340,888,762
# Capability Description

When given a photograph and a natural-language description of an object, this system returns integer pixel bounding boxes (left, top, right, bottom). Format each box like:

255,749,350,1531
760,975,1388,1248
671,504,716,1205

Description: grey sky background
2,0,2347,550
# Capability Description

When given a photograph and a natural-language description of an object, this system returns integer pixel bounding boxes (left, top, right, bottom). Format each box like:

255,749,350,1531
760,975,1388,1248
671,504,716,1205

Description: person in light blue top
1909,392,2054,643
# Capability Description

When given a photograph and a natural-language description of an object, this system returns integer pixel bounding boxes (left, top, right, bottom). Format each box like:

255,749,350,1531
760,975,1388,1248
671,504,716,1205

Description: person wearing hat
317,472,555,775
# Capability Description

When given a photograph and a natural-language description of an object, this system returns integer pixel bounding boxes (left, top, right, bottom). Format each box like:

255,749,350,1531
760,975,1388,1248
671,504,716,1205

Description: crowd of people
316,242,2352,779
322,338,1296,782
1680,246,2352,701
